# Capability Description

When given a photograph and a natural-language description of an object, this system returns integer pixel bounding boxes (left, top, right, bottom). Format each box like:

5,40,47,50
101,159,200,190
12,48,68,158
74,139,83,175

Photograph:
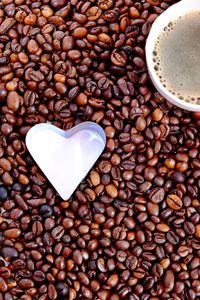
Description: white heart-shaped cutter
26,122,106,200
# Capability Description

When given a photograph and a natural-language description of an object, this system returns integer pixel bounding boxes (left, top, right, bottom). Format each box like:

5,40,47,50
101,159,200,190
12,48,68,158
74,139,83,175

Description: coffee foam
153,13,200,104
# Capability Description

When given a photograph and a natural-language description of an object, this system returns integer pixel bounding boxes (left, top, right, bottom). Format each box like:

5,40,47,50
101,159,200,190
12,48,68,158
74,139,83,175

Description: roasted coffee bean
163,270,175,290
113,227,126,240
177,245,190,257
0,267,10,279
115,241,130,250
103,9,119,22
18,279,34,289
0,18,16,34
154,233,166,244
7,91,20,112
0,277,7,292
148,187,165,203
32,221,43,235
107,274,119,287
172,171,185,183
0,80,8,93
111,50,127,67
29,70,45,82
73,250,82,265
152,263,163,277
144,276,154,290
166,231,179,245
184,222,195,235
56,282,68,296
48,283,57,300
51,226,65,240
51,0,66,9
1,247,18,261
33,270,45,282
40,205,53,218
125,256,138,270
133,268,145,279
3,229,21,239
166,194,182,210
0,186,8,201
98,0,113,10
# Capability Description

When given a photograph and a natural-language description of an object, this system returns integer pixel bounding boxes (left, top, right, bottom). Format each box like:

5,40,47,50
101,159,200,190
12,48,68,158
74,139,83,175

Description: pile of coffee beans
0,0,200,299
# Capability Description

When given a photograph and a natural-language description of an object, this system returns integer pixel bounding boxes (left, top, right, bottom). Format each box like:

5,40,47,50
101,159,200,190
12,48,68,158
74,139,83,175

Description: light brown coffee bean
166,194,182,210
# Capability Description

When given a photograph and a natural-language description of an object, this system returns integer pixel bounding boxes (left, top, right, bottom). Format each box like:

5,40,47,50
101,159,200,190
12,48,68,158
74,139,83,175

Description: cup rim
146,0,200,112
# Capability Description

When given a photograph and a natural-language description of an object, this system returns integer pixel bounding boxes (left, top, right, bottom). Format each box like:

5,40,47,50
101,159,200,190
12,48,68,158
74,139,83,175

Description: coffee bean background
0,0,200,299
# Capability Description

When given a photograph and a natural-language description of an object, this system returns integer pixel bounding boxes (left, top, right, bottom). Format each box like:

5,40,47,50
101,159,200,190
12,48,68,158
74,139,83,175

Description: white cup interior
146,0,200,112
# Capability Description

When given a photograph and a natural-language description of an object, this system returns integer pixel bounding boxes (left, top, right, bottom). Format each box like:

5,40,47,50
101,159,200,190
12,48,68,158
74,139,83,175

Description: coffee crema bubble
153,11,200,104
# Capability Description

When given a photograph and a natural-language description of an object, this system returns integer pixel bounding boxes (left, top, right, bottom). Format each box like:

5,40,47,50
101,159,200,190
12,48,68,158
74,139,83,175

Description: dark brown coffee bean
18,279,34,289
0,66,12,76
68,86,80,100
0,267,10,279
40,204,53,218
152,263,163,277
73,250,83,265
67,50,81,60
154,233,166,244
51,226,65,240
29,70,45,82
184,222,195,235
133,57,145,68
148,187,165,203
51,0,66,9
115,241,130,250
166,231,179,245
111,50,127,67
97,258,107,272
27,198,46,207
32,221,43,235
33,270,45,282
126,256,138,270
172,171,185,183
56,282,68,297
117,78,129,95
0,57,9,65
112,227,126,240
98,77,110,90
1,247,18,261
163,270,174,290
62,36,74,50
116,250,127,262
144,276,154,290
0,18,16,34
78,272,90,285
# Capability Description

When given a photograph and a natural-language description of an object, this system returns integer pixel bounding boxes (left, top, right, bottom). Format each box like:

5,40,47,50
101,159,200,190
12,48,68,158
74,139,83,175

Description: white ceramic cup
146,0,200,112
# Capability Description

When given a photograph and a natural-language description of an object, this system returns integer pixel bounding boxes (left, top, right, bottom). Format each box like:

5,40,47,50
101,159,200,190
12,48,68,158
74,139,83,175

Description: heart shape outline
26,122,106,200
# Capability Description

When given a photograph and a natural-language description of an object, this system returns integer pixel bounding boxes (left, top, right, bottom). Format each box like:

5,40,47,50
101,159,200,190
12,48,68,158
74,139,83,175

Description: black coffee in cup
153,11,200,103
